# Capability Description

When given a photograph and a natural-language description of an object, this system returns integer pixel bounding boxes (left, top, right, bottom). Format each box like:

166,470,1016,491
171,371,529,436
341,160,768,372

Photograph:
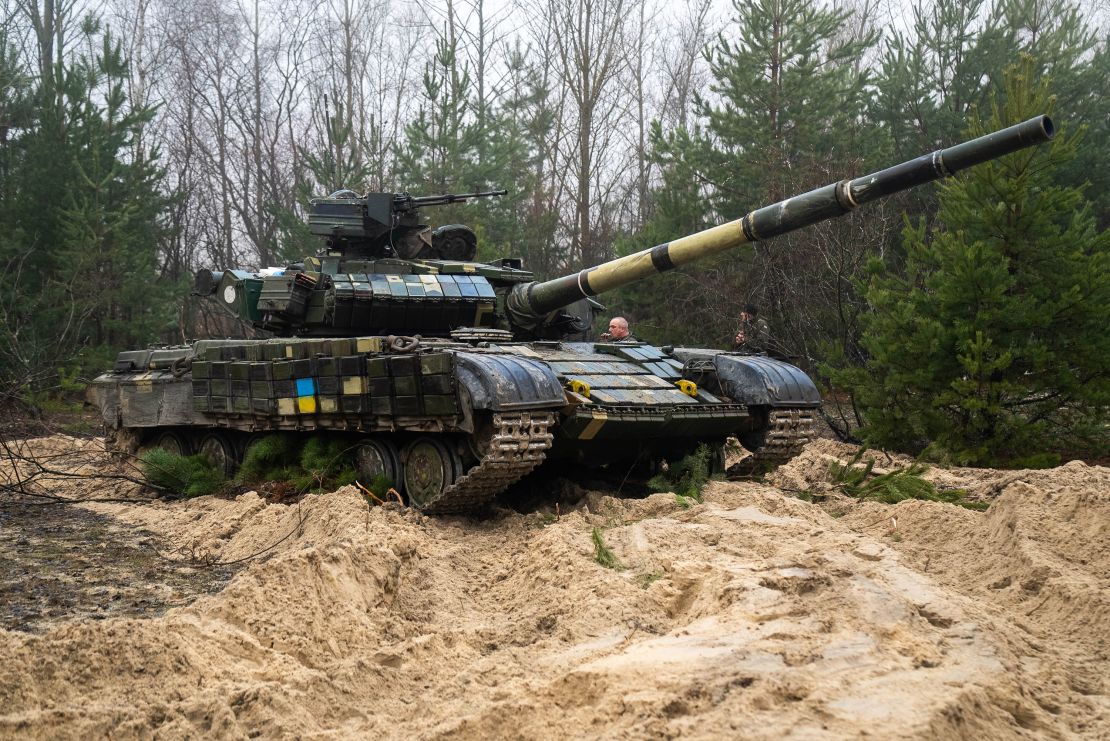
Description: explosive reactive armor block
185,343,460,425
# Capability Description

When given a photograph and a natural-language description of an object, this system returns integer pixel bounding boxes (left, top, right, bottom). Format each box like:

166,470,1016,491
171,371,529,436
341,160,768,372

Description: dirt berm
0,436,1107,738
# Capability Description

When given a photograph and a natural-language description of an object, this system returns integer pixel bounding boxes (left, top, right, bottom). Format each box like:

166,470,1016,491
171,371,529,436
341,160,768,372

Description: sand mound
1,438,1108,738
841,462,1110,735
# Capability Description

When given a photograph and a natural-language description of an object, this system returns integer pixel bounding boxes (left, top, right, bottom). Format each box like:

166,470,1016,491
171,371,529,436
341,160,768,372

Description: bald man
602,316,635,342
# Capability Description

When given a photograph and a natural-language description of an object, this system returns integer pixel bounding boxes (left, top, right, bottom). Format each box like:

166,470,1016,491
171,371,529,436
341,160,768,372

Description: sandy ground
0,435,1107,739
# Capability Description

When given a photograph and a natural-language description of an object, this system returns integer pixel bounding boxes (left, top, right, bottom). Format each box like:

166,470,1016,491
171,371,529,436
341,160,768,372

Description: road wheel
148,430,191,456
356,438,401,491
401,437,462,509
197,431,237,477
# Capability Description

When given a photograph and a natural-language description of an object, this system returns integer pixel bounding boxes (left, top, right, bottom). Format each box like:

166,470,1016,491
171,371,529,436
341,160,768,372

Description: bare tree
149,0,309,274
627,0,659,226
658,0,712,133
301,0,402,194
542,0,634,267
450,0,515,174
526,17,570,271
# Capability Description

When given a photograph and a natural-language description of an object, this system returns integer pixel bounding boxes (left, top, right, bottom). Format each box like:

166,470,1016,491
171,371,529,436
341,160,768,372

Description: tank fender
674,349,821,407
715,354,821,407
88,375,122,428
88,371,198,427
455,353,566,411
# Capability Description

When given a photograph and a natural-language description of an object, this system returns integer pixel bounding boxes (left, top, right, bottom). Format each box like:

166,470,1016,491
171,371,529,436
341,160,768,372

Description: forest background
1,0,1108,463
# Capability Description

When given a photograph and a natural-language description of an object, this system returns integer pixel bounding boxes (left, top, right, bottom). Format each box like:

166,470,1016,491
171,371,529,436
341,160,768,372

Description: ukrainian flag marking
295,377,317,414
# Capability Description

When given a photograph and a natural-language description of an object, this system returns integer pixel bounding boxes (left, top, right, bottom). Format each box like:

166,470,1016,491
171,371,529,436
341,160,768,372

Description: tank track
422,411,556,515
742,407,817,471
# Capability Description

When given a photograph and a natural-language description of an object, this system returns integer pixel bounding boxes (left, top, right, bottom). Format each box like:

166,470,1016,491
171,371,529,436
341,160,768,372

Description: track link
422,411,556,515
740,407,817,472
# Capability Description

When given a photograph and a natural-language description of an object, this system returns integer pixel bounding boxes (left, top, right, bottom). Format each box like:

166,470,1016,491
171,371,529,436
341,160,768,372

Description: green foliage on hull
140,449,226,499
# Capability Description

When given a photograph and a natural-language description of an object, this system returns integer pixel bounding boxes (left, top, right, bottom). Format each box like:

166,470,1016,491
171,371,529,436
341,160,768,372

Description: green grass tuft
649,443,716,502
591,527,623,570
140,448,226,498
299,436,356,488
954,498,991,511
330,467,358,490
289,471,317,492
361,473,395,497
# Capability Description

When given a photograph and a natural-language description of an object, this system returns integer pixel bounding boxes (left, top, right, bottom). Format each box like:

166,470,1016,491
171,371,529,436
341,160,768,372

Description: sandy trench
0,435,1107,739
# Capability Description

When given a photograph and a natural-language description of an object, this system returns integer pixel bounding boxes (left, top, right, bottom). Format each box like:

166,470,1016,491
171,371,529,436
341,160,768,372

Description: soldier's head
607,316,629,340
741,304,759,322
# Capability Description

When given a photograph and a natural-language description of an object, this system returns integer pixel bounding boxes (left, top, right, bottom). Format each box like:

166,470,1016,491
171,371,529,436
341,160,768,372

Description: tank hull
92,337,819,513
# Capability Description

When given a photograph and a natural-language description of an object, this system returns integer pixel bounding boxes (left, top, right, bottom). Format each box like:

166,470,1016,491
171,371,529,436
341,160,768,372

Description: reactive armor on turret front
91,116,1055,513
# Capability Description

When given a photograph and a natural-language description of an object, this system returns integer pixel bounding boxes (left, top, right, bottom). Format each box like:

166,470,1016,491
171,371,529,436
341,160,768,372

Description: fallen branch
0,431,163,502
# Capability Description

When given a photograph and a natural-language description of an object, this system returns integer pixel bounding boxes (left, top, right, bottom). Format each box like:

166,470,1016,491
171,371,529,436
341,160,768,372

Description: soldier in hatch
601,316,637,342
732,304,770,354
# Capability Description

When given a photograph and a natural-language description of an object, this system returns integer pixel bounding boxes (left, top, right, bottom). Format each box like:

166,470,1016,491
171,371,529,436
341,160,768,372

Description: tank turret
195,189,523,337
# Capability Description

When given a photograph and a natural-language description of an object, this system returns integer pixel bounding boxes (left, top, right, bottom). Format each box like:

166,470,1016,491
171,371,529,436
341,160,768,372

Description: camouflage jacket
733,317,770,354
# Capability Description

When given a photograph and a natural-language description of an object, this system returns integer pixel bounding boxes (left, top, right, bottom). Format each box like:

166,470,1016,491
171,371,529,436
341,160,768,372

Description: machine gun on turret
392,189,507,213
307,188,507,261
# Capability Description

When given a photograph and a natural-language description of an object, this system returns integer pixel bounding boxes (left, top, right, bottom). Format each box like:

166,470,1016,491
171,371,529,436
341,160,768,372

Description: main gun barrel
514,115,1054,319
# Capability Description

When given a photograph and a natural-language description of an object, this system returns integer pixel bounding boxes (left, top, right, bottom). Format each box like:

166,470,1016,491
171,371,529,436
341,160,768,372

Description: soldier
732,304,770,354
601,316,636,342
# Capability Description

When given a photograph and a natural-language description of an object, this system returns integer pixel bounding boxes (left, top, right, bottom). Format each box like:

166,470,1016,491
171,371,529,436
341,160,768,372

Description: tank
90,116,1055,513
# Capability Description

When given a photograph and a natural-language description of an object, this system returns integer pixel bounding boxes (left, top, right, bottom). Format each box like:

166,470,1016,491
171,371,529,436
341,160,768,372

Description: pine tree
392,34,495,240
875,0,999,157
875,0,1108,223
395,35,478,197
0,28,33,198
620,0,878,350
58,31,177,368
468,42,573,278
395,35,558,275
300,99,374,196
277,98,372,264
1084,40,1110,227
657,0,875,212
851,59,1110,465
0,21,176,397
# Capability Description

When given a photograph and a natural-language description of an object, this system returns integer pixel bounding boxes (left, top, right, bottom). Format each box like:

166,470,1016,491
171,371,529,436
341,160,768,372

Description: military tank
91,116,1054,513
